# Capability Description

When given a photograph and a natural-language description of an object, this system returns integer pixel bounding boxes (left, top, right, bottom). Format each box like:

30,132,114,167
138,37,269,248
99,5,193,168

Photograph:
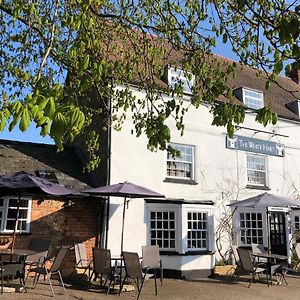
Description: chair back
26,238,51,264
93,248,112,275
122,251,143,280
231,245,241,266
75,243,89,268
142,245,160,268
50,245,70,273
294,243,300,260
251,243,266,254
237,248,253,272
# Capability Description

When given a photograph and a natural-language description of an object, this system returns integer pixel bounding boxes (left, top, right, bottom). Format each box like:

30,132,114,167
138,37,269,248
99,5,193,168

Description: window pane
187,212,208,250
247,154,267,186
166,143,194,180
149,210,176,250
239,212,263,245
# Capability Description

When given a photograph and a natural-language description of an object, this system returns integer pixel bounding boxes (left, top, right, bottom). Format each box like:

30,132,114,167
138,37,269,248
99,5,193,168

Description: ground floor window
147,203,212,253
187,212,208,250
150,210,176,250
239,212,263,245
0,197,31,233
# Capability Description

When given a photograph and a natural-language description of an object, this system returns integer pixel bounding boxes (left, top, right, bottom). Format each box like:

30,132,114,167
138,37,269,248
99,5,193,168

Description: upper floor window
168,67,194,95
247,154,267,187
0,197,31,233
167,143,194,180
242,88,264,109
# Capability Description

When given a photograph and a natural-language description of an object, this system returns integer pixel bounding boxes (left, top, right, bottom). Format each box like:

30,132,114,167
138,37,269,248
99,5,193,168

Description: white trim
246,153,268,187
0,196,32,234
168,66,195,95
242,87,264,109
166,142,195,181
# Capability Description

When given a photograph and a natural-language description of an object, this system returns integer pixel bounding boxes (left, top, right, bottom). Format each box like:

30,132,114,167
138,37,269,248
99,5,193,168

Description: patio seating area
1,273,300,299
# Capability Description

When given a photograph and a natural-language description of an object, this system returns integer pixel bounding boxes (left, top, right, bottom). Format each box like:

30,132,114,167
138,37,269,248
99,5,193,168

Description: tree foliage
0,0,298,170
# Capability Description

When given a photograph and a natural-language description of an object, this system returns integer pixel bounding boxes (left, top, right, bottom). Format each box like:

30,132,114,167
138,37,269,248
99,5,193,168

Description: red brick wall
15,197,103,274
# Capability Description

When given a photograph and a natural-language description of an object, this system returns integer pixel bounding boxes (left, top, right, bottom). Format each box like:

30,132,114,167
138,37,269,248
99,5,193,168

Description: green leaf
19,107,31,132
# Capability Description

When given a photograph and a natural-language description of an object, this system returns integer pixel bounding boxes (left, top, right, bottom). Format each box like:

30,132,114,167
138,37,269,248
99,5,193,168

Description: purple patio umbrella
0,171,73,249
228,192,300,254
84,181,165,253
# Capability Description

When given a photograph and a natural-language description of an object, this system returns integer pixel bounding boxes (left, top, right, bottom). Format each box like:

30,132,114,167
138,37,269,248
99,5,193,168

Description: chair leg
33,273,41,288
137,274,147,300
154,269,157,295
160,262,163,286
58,271,66,293
47,274,55,297
119,274,127,296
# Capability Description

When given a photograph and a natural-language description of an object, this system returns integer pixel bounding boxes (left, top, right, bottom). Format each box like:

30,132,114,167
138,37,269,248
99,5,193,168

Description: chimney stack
289,62,300,84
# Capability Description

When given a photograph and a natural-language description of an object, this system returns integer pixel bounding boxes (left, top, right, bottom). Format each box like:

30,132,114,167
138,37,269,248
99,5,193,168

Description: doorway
270,212,287,255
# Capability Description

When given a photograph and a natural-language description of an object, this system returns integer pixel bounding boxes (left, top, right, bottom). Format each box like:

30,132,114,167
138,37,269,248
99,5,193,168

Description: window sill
164,178,198,185
246,185,271,191
160,250,214,256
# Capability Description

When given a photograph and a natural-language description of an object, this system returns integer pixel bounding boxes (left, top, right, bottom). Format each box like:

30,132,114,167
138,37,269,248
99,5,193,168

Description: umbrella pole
12,192,21,251
120,197,127,255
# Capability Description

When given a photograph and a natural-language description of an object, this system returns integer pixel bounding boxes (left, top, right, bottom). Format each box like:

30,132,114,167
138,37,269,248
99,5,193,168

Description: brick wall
15,196,103,275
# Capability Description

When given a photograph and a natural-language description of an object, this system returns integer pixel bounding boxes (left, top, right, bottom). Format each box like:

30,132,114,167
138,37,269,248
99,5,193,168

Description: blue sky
0,39,238,145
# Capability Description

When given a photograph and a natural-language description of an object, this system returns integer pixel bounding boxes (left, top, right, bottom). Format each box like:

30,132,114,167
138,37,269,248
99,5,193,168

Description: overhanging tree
0,0,298,170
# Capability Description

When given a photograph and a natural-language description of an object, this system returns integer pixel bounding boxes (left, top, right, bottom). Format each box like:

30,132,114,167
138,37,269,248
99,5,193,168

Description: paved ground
1,273,300,299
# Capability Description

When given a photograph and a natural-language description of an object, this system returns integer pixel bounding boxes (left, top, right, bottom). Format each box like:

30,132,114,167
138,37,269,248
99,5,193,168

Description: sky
0,34,239,146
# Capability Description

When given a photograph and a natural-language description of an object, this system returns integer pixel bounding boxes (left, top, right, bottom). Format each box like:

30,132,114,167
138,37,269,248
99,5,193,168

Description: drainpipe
104,91,112,249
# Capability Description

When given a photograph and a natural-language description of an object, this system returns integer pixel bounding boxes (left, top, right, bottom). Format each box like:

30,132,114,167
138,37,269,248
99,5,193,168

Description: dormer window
168,66,194,95
286,100,300,116
242,88,264,109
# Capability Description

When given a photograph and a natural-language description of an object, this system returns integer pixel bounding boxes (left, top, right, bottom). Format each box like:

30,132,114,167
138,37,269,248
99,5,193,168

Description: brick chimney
289,62,300,84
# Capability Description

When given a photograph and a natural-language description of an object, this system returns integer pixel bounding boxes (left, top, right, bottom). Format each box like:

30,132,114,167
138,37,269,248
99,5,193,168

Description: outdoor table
251,252,288,285
0,248,37,292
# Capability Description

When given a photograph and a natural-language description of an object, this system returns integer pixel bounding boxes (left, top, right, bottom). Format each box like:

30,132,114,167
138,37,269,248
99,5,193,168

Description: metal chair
121,251,157,300
25,238,51,278
69,242,93,281
237,248,268,287
30,245,71,297
251,243,268,263
142,245,163,286
92,248,118,294
0,261,26,294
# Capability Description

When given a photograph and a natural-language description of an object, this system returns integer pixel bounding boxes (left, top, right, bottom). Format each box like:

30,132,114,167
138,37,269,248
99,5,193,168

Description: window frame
236,209,266,247
168,66,195,95
0,196,32,234
182,205,213,252
146,203,213,254
147,203,181,252
166,143,195,181
246,153,268,188
242,87,264,110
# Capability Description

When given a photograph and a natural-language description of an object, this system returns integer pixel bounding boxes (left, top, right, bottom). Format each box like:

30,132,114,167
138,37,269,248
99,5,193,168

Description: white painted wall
106,86,300,273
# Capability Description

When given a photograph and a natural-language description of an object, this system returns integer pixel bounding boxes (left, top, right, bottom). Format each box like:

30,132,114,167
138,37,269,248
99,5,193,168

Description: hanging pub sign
226,135,285,157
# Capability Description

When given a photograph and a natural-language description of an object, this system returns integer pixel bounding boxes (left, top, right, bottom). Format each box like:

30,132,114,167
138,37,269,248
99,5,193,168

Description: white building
80,57,300,279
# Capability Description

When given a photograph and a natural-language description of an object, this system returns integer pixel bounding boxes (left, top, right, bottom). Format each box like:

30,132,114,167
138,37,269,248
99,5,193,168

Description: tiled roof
0,139,99,192
222,57,300,121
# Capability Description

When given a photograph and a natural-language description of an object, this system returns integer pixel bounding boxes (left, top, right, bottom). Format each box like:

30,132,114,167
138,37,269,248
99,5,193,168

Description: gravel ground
0,273,300,299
